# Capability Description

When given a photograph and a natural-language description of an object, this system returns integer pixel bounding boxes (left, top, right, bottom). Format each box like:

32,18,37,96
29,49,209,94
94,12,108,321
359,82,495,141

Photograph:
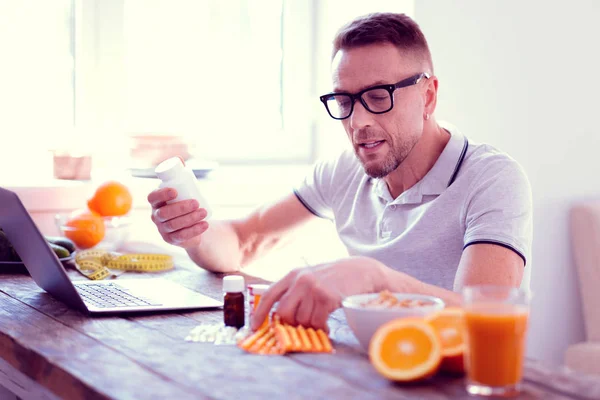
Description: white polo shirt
294,123,533,291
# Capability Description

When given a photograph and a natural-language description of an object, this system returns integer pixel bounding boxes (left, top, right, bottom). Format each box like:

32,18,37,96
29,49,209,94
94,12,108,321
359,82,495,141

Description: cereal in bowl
362,290,437,309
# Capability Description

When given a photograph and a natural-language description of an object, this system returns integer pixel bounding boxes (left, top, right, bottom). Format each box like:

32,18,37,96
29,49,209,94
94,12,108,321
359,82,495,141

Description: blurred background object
52,150,92,180
129,134,192,168
127,133,219,179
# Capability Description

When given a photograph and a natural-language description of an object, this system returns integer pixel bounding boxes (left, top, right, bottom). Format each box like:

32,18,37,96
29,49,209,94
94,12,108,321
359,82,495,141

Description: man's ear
424,75,438,117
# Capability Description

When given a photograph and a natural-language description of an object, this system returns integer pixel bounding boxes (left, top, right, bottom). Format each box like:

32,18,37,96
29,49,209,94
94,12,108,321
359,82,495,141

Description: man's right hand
147,188,210,249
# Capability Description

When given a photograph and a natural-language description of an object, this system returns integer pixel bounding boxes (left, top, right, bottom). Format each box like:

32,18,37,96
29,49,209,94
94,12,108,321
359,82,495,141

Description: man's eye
366,93,388,102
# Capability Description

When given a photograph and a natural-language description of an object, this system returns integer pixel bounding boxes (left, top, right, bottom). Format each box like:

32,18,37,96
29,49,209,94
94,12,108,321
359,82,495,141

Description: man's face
331,43,427,178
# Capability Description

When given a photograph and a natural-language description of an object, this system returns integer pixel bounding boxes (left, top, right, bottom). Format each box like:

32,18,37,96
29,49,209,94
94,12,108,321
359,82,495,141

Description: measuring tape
74,250,174,280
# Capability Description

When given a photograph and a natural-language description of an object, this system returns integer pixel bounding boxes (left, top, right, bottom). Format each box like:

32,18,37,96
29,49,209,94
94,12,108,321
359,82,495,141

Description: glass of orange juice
462,285,531,397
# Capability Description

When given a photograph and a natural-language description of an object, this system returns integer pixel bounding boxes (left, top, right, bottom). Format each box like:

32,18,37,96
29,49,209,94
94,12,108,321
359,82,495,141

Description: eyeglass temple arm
394,72,431,89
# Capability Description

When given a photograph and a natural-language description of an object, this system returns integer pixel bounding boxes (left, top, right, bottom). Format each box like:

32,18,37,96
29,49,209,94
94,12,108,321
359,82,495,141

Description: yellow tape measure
74,250,174,280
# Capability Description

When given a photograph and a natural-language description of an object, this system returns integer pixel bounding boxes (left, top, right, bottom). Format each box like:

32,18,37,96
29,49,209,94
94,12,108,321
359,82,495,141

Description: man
147,13,532,332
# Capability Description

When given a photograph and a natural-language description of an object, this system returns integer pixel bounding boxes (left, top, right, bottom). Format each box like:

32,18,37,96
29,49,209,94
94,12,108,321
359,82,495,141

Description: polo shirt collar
373,122,469,204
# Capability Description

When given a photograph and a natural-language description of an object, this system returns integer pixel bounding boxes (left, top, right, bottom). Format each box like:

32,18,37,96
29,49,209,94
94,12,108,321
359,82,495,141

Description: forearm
185,220,244,273
377,262,462,307
185,218,289,273
185,194,314,274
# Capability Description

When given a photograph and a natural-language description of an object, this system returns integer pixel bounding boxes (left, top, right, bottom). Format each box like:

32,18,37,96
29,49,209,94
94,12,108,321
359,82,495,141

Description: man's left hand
250,256,387,331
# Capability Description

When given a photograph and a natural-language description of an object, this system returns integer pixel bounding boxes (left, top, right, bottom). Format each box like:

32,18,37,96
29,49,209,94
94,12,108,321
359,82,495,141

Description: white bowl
342,293,445,351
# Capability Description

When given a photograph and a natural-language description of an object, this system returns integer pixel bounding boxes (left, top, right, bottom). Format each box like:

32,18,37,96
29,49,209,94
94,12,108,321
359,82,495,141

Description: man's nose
349,100,374,131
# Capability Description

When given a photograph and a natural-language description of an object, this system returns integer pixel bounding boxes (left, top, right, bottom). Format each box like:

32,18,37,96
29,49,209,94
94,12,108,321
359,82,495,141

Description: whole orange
87,181,133,217
64,210,105,249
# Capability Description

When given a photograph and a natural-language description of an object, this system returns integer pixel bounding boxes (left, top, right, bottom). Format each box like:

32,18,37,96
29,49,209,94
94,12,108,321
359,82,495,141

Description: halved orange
425,307,466,374
368,317,442,382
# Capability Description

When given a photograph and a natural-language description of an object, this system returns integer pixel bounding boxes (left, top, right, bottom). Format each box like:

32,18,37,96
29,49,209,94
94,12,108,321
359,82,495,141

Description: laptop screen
0,187,87,312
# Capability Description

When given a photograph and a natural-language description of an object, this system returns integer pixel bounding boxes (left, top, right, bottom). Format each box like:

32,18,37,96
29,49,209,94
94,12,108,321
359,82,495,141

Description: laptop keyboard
76,283,162,308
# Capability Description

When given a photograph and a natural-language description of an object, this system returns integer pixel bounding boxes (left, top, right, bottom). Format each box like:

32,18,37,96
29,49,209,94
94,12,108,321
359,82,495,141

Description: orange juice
464,304,529,387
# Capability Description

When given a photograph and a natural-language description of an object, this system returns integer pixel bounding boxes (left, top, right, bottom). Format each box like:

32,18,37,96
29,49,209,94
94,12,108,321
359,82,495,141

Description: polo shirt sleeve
293,153,346,220
462,159,533,265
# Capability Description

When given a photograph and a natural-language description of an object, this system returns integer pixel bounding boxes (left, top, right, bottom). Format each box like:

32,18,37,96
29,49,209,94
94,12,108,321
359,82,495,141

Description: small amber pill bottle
248,284,270,330
223,275,245,329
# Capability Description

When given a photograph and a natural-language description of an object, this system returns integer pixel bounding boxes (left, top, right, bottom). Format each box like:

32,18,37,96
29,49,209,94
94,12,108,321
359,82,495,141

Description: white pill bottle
154,157,212,219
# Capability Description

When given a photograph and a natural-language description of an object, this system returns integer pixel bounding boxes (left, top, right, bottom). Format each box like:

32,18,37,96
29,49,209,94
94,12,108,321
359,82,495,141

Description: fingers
277,272,316,326
147,188,177,209
148,192,210,248
152,199,200,223
251,273,294,330
309,305,330,332
159,208,208,233
165,222,209,245
251,269,335,332
293,292,314,327
279,290,329,332
275,291,302,327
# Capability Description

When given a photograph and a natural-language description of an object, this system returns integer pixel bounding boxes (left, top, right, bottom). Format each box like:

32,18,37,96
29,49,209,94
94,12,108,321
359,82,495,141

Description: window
1,0,415,176
81,0,314,165
123,0,305,162
117,0,415,164
0,1,75,174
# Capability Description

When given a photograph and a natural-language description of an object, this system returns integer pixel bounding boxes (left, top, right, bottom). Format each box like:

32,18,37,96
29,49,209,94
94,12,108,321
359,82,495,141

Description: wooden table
1,256,599,400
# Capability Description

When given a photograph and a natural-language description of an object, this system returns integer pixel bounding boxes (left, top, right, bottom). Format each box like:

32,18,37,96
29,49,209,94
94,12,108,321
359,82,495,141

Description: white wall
415,0,600,365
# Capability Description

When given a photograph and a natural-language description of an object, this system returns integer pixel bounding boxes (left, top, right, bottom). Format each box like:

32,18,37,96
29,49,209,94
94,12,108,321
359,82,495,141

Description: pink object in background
53,152,92,180
129,134,192,167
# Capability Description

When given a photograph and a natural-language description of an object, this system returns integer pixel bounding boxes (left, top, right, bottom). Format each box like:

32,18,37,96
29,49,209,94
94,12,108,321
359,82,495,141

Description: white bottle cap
248,284,270,296
223,275,245,293
155,157,185,181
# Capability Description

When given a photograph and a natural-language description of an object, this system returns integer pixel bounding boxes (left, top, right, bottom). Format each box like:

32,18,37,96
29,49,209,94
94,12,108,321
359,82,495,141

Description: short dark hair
332,13,433,72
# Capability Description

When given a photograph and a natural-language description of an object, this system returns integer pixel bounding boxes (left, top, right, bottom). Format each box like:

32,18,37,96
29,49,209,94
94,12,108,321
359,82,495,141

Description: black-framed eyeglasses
319,72,430,120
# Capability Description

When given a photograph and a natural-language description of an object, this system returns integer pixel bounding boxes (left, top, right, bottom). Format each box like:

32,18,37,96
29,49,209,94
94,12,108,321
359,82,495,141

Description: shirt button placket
380,203,396,239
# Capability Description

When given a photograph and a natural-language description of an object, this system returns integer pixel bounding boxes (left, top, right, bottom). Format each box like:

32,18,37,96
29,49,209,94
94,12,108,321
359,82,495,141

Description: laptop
0,187,223,314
